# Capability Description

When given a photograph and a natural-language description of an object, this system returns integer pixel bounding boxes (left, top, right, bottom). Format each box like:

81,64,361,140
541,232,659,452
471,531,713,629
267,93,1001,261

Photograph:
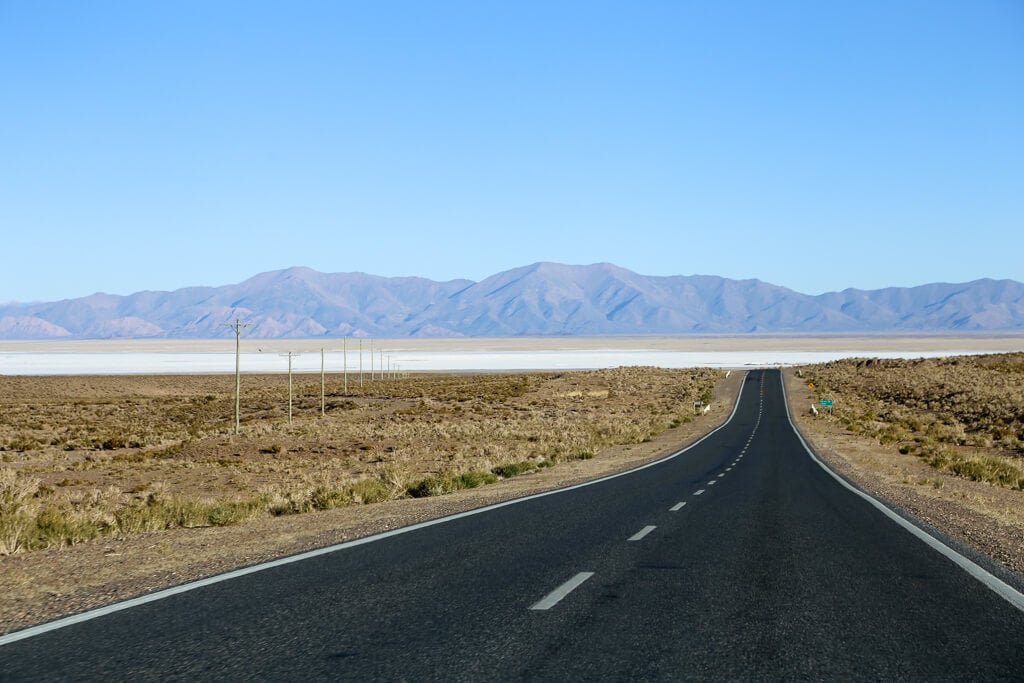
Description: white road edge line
529,572,595,610
0,375,753,647
628,525,657,542
779,370,1024,615
670,502,686,511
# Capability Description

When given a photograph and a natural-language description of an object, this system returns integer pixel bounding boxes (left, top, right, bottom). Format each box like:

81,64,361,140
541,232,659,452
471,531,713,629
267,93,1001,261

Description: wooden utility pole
223,318,251,435
279,351,299,424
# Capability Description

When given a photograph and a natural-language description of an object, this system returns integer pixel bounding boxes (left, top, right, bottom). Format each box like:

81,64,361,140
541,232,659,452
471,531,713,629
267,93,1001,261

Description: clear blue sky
2,1,1021,302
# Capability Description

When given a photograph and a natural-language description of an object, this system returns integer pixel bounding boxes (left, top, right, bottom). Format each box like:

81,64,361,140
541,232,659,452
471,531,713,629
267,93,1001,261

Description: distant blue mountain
0,263,1021,338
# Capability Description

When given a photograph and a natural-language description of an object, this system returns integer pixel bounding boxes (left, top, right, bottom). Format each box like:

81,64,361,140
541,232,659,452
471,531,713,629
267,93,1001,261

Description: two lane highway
3,370,1023,680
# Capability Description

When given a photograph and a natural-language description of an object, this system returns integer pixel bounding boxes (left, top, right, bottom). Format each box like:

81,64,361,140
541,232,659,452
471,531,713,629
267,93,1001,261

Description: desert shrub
455,470,498,489
306,485,348,511
114,504,168,534
0,512,34,554
347,478,392,504
159,498,205,527
406,469,498,498
0,470,41,554
33,505,104,548
406,476,447,498
918,441,951,469
491,461,535,478
948,458,988,482
948,455,1023,488
6,435,42,452
206,499,263,526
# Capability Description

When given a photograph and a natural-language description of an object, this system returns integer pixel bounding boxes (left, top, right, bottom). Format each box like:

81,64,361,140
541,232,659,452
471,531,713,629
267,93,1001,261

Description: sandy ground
3,333,1023,355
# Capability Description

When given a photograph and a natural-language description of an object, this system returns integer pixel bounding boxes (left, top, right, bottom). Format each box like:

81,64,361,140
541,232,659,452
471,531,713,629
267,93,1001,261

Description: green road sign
820,399,834,407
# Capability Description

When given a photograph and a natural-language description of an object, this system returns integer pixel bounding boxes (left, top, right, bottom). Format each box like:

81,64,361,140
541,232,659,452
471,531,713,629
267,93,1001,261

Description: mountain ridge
1,263,1021,339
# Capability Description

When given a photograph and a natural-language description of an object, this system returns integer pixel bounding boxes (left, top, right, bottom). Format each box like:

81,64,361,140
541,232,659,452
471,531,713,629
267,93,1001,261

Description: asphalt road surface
4,370,1024,681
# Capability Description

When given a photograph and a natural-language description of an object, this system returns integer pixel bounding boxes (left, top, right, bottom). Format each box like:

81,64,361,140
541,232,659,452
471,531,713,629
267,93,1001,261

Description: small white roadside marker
530,572,595,611
628,525,657,542
670,502,686,511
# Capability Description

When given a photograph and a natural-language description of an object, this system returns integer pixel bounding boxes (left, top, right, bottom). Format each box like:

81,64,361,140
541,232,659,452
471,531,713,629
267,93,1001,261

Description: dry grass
786,359,1024,577
0,367,720,554
798,353,1024,488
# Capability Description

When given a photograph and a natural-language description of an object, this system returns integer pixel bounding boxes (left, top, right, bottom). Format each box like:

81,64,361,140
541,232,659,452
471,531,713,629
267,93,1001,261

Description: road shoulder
783,368,1024,585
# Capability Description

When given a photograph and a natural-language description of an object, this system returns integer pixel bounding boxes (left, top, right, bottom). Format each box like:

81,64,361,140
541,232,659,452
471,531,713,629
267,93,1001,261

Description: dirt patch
0,368,742,634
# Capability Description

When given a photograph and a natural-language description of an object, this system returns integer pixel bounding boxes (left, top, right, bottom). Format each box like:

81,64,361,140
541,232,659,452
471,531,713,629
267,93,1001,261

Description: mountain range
1,263,1022,339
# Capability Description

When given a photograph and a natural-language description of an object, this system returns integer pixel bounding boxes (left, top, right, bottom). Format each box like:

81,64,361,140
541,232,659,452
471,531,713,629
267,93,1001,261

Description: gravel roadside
784,369,1024,580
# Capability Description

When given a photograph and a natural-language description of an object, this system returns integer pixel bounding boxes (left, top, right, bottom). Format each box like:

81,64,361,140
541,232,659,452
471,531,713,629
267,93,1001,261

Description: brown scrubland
0,366,733,632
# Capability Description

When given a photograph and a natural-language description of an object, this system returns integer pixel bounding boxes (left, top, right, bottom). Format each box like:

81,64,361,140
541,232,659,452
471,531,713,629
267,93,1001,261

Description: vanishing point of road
3,370,1024,680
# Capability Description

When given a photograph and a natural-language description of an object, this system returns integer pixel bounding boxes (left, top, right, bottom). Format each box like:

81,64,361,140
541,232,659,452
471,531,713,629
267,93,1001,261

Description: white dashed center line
707,480,717,486
530,572,595,610
717,473,726,478
694,489,705,496
670,502,686,512
628,525,657,542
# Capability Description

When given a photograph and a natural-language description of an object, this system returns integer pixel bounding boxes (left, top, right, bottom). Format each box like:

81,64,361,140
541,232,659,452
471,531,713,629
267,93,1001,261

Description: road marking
694,489,705,496
779,371,1024,615
0,375,755,648
670,502,686,511
530,572,595,610
717,473,726,478
726,467,733,471
628,525,657,542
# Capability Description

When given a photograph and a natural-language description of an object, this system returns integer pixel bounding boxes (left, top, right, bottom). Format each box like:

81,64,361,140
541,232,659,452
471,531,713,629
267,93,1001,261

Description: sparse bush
33,505,104,548
206,499,262,526
348,479,392,504
406,476,447,498
0,470,40,554
406,469,498,498
804,352,1024,489
308,485,348,511
491,461,535,478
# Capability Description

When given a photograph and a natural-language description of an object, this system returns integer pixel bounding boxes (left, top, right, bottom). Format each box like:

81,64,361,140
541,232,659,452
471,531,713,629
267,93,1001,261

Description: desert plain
1,334,1023,635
